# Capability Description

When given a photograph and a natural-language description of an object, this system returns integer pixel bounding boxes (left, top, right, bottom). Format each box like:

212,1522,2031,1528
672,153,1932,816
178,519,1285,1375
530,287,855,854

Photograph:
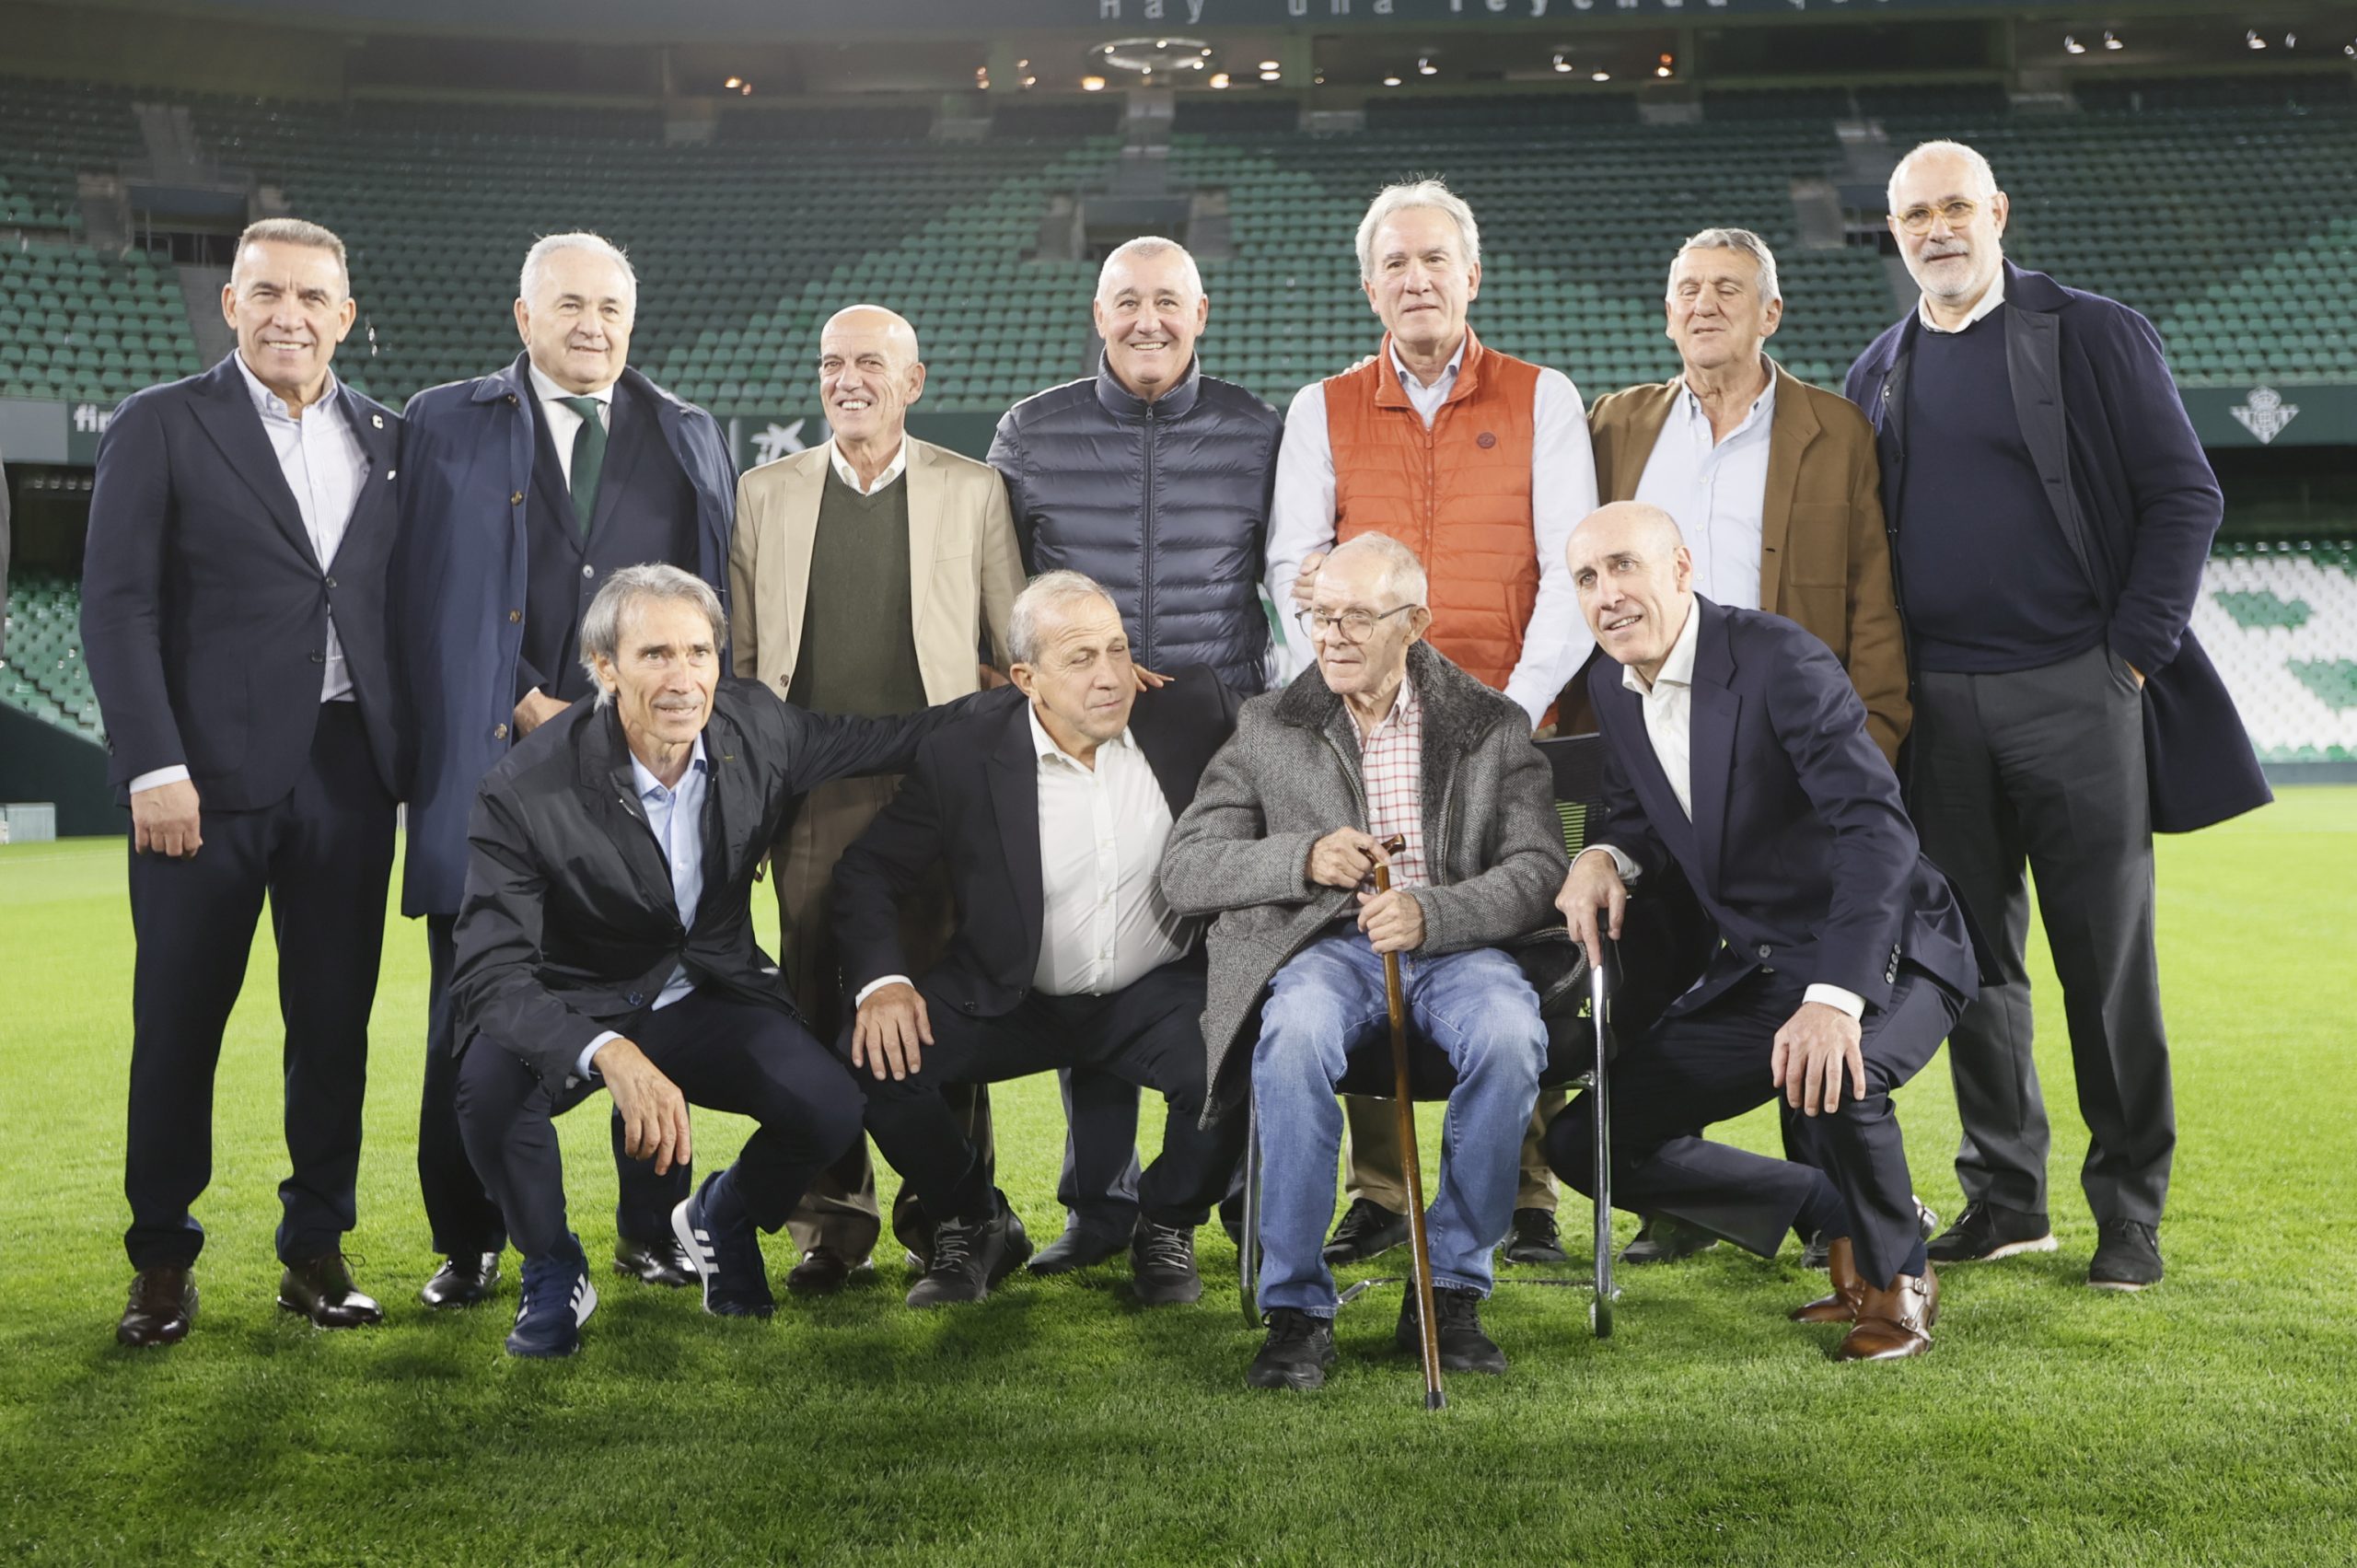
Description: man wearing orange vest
1264,178,1598,1269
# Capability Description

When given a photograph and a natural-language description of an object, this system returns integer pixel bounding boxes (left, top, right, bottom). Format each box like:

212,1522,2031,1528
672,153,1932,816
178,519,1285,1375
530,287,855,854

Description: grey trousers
1910,641,2174,1225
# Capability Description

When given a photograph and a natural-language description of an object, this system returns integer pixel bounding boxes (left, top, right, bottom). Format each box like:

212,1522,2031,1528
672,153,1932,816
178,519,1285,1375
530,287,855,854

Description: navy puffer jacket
989,356,1283,694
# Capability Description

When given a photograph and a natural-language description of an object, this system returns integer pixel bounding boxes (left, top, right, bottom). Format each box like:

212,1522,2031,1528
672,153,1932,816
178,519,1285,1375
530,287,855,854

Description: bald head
1567,503,1695,683
819,303,925,452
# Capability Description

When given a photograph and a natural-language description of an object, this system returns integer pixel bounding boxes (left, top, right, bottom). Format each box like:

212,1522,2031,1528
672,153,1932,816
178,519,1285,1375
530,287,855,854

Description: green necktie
561,395,607,536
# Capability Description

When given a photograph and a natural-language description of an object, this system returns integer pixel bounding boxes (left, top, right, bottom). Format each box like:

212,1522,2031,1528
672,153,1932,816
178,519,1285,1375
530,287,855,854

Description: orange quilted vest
1326,330,1541,693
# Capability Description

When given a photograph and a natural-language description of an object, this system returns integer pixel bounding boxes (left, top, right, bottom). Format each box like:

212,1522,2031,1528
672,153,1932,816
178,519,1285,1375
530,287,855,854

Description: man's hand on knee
853,981,932,1082
1770,1003,1865,1117
1556,849,1626,968
596,1037,693,1174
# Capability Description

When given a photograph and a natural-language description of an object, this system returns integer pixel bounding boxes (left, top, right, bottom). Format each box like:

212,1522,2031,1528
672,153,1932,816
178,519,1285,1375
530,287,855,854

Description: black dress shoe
785,1247,866,1297
117,1265,196,1348
1129,1220,1203,1307
906,1191,1031,1307
1321,1198,1409,1266
1618,1214,1719,1267
278,1253,384,1329
2087,1220,2164,1291
612,1235,698,1288
1503,1206,1570,1265
1247,1308,1337,1391
1396,1284,1507,1375
420,1251,502,1309
1028,1225,1131,1276
1924,1201,2056,1264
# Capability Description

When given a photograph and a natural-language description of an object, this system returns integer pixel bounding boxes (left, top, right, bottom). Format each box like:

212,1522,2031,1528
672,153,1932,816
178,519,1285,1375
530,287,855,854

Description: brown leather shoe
278,1252,385,1329
117,1266,197,1347
1836,1264,1938,1361
1790,1237,1867,1324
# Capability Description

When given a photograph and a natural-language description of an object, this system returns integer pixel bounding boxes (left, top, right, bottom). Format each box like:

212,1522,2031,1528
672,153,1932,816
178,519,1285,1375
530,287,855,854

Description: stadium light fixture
1082,75,1107,90
2247,29,2266,49
1260,69,1282,81
1022,75,1038,87
1210,72,1231,88
2063,34,2085,53
1418,56,1438,76
1259,60,1280,71
1552,53,1573,74
1655,53,1674,77
724,76,742,89
1383,74,1403,87
1592,70,1610,82
2103,31,2122,51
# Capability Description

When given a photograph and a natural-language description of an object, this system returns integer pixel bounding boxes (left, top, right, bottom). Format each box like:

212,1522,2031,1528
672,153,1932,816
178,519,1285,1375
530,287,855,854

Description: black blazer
1588,598,1980,1017
450,679,1016,1086
832,670,1243,1020
81,354,404,807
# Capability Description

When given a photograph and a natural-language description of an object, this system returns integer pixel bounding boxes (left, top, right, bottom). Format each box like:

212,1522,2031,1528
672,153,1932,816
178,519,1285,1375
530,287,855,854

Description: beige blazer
728,436,1024,705
1579,360,1911,764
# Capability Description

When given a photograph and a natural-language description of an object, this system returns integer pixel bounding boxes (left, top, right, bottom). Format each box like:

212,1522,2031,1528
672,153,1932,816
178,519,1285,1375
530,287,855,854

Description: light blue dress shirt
578,735,709,1079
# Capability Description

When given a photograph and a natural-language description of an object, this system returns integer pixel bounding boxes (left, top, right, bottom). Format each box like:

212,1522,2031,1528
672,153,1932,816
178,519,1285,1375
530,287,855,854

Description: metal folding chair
1236,734,1624,1339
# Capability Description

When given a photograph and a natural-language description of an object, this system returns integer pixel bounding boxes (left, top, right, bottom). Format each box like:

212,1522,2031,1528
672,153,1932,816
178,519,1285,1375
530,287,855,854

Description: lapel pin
371,413,384,428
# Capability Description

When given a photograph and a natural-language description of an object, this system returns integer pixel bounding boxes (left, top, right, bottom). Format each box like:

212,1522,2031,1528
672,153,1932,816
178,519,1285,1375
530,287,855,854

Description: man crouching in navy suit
447,564,1004,1356
1549,503,1980,1361
830,571,1246,1310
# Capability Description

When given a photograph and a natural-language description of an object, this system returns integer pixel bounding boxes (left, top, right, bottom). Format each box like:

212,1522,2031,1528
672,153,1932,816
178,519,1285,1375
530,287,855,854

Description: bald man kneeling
1547,503,1982,1360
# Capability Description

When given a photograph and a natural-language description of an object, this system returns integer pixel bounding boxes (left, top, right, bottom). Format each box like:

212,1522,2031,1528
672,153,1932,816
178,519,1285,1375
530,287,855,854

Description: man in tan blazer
1573,227,1910,765
728,304,1024,1293
1571,228,1915,1268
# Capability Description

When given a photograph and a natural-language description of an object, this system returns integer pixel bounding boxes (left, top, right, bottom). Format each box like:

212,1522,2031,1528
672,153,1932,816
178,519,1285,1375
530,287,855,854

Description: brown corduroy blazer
1567,359,1910,764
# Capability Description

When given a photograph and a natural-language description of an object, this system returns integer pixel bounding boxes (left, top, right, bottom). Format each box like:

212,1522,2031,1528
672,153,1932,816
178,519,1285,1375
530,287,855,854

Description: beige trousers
1341,1090,1563,1214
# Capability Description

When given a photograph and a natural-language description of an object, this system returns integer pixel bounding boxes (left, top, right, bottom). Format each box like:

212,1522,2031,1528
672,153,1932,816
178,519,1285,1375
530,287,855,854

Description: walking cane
1373,835,1446,1411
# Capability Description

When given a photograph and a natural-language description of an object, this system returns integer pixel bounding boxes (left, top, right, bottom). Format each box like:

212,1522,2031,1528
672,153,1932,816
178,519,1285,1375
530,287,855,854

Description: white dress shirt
131,353,368,796
1631,373,1777,612
1263,336,1599,727
1586,600,1864,1020
855,707,1193,1007
580,736,710,1079
826,435,909,496
1917,271,2006,334
528,360,614,489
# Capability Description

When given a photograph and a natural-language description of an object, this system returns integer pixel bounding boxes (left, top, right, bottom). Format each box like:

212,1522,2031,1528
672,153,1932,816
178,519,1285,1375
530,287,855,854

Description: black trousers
419,915,690,1255
1910,642,2174,1225
455,991,865,1263
1548,966,1965,1288
122,703,394,1270
856,965,1247,1230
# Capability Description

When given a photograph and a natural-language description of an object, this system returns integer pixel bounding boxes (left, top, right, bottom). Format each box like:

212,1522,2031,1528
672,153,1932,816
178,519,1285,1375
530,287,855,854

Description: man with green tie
395,231,738,1314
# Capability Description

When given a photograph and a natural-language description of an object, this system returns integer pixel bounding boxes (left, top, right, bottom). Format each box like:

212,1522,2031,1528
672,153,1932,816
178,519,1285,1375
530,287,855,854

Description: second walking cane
1374,834,1446,1411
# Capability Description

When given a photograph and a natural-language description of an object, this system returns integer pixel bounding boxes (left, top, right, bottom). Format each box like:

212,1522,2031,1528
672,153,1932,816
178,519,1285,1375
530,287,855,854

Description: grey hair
1355,178,1481,284
579,563,725,704
1887,139,2000,209
1671,226,1781,303
1008,570,1118,667
1324,532,1430,610
233,217,348,291
520,231,638,308
1097,236,1203,301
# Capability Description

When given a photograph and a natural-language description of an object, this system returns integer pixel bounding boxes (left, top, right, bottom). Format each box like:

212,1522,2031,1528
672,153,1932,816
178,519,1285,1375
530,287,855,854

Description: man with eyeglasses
1846,141,2268,1292
1163,532,1573,1391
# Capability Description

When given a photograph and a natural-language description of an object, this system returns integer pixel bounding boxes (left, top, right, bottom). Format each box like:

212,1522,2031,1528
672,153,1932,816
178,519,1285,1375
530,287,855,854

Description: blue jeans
1251,934,1546,1316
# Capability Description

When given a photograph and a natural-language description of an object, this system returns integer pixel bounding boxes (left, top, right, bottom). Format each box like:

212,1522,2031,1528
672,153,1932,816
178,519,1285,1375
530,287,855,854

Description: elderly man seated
831,571,1246,1310
449,564,996,1356
1162,533,1573,1392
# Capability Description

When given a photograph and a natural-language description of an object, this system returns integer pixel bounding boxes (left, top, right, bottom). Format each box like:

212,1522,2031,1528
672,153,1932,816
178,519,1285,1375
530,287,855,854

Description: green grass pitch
2,791,2352,1566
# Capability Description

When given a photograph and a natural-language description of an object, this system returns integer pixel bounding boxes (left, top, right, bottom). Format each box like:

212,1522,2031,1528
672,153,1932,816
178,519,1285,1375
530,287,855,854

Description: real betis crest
2230,386,2300,444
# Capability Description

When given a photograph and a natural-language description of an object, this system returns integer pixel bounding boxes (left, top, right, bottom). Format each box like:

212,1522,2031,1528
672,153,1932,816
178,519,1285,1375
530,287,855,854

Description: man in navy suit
1548,503,1980,1362
396,232,737,1309
83,218,405,1347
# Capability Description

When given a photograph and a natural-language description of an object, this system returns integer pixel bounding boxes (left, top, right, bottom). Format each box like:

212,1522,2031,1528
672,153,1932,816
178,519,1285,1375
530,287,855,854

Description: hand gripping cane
1374,836,1446,1411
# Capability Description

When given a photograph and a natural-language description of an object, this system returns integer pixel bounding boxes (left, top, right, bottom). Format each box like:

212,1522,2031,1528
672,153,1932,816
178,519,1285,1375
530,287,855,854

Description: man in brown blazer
1571,228,1915,1268
1573,227,1909,765
728,304,1024,1292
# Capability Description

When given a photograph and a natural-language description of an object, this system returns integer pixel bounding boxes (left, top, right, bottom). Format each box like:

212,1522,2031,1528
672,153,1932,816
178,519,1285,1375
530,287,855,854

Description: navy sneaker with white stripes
505,1235,597,1358
671,1170,775,1318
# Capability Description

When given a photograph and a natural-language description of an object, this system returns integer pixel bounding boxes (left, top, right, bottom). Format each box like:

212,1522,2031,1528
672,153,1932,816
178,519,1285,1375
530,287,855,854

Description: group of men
81,136,2266,1389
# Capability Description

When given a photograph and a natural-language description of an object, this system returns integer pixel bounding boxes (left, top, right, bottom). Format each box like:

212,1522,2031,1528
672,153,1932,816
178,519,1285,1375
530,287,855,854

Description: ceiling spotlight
1383,75,1402,87
1156,38,1168,48
2247,29,2266,49
2063,34,2085,54
1260,69,1282,81
1022,75,1037,87
2285,32,2297,47
739,82,752,95
1016,58,1029,69
1417,56,1437,75
2103,30,2122,50
1314,73,1326,85
1655,64,1672,77
1551,52,1571,73
1259,60,1280,71
1210,72,1230,88
1082,75,1107,90
724,75,742,88
1592,70,1610,82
